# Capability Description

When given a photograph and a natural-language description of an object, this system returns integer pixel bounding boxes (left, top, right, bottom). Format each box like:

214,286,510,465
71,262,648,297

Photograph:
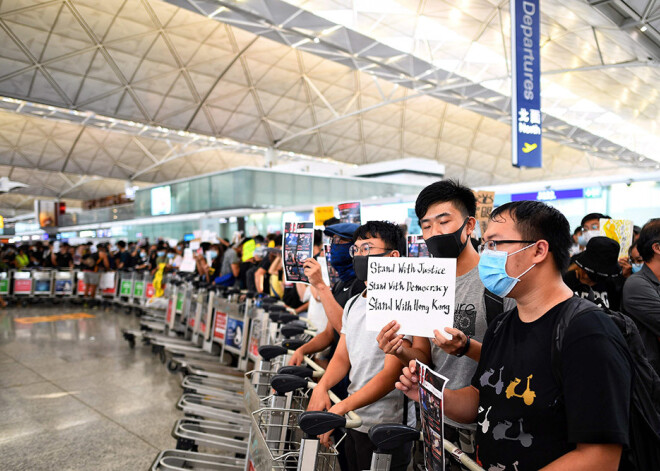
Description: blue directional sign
511,0,542,168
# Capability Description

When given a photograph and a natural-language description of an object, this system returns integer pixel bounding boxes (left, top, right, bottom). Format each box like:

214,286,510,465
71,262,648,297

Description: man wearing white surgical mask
397,200,632,471
577,212,610,247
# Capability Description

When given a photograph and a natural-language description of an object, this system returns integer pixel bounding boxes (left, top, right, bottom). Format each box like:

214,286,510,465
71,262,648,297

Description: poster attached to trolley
417,360,448,471
511,0,542,168
283,222,314,284
407,235,430,258
338,201,361,224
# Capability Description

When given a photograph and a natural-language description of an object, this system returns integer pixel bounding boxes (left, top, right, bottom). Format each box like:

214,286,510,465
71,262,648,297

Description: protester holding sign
307,221,415,471
376,180,514,456
397,200,632,471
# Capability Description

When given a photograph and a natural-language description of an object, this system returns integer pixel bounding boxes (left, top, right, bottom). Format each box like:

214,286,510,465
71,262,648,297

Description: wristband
455,335,470,357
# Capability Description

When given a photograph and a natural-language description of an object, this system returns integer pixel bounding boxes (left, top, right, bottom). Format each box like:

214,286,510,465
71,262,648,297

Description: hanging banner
511,0,542,168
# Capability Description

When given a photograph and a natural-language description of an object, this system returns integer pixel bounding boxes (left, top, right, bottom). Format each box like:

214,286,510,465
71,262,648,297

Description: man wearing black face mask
377,179,515,457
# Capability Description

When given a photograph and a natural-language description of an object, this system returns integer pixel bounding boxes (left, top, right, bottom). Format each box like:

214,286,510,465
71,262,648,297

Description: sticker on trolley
225,317,244,349
416,360,448,471
213,310,227,341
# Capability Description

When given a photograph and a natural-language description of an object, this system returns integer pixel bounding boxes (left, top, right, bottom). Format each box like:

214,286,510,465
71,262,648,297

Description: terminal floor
0,303,182,470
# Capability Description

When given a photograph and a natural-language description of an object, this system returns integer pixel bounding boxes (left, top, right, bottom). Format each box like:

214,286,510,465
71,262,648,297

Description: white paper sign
365,257,456,338
179,248,196,273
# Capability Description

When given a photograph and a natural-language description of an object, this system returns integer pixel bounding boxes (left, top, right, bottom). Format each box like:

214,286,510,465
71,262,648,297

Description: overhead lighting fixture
640,25,648,32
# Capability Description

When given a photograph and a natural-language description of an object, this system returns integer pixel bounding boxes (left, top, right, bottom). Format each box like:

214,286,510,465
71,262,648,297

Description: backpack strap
344,292,362,319
484,288,505,326
551,296,601,387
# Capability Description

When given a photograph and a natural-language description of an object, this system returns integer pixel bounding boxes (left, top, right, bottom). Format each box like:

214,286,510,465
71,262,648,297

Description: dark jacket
622,264,660,375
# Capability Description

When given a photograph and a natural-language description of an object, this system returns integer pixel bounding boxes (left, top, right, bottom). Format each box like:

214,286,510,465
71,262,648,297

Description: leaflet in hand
338,201,361,224
283,222,314,284
416,360,449,471
407,235,430,258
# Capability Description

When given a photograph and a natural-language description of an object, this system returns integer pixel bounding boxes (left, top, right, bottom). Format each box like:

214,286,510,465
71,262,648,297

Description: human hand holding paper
396,359,420,403
432,327,467,355
376,320,405,356
302,258,325,288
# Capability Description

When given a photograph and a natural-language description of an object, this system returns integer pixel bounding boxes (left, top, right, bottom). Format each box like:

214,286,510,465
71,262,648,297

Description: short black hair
628,241,637,257
313,229,323,247
117,240,126,248
490,201,572,273
581,213,610,227
637,218,660,263
352,221,406,255
324,217,340,227
573,226,583,236
415,179,476,220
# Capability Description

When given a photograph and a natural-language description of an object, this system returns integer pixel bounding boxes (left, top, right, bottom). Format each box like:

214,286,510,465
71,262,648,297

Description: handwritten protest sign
600,219,634,258
474,190,495,236
365,257,456,338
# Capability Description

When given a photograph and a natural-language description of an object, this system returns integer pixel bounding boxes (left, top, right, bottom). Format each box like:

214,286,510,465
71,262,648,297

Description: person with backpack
376,180,515,457
397,200,633,471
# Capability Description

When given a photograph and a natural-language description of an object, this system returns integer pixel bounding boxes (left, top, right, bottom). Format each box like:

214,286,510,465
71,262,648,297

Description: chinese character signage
511,0,542,168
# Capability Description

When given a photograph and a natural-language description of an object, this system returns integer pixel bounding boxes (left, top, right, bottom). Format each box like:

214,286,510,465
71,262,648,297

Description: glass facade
134,168,422,218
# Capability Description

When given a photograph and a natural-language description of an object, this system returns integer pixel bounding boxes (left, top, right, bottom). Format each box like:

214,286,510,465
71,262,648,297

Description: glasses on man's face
582,223,599,231
349,244,392,258
477,239,537,255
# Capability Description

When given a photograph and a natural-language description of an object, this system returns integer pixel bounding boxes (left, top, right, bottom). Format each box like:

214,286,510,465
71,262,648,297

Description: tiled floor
0,303,182,470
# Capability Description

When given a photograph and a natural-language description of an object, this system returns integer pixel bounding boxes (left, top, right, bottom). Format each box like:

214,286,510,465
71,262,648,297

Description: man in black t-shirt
54,243,73,268
397,201,631,471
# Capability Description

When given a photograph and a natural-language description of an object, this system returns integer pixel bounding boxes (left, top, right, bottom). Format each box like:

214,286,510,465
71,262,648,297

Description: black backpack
484,288,505,326
551,295,660,470
492,294,660,470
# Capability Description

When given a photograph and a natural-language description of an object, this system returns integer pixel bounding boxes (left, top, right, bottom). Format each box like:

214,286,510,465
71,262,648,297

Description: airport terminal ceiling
0,0,658,213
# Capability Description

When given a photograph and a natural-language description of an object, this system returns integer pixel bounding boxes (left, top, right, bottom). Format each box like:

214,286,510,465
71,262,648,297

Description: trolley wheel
127,337,135,349
159,348,166,364
21,300,28,308
166,359,179,373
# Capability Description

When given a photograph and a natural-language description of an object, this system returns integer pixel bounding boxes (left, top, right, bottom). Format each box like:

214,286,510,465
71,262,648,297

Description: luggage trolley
32,270,54,300
0,272,10,303
53,270,74,300
13,271,33,306
117,271,136,311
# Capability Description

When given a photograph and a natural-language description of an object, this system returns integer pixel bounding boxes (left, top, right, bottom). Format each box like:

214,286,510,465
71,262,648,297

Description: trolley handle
327,387,362,430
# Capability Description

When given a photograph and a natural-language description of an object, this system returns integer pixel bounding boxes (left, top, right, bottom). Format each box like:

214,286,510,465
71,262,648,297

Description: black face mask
425,217,470,259
352,252,391,282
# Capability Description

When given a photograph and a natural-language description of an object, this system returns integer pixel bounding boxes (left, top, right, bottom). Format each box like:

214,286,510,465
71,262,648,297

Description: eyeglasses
477,240,537,255
349,244,392,258
582,224,599,231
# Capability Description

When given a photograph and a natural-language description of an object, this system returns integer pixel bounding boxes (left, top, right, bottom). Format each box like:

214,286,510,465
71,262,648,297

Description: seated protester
307,221,415,471
398,201,632,471
619,241,643,279
563,236,624,310
14,246,30,269
376,180,514,455
216,240,243,286
622,218,660,375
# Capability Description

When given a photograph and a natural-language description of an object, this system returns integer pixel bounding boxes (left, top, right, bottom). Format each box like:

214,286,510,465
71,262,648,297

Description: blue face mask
167,253,175,259
208,250,218,259
478,244,537,297
632,263,643,274
330,242,355,282
157,251,165,257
